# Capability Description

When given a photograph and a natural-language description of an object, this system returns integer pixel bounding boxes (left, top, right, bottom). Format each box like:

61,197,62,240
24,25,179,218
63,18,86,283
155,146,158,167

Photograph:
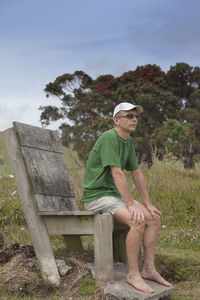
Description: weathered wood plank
44,215,95,235
38,210,100,216
21,147,75,198
35,195,77,211
94,214,114,281
13,122,63,153
3,128,60,286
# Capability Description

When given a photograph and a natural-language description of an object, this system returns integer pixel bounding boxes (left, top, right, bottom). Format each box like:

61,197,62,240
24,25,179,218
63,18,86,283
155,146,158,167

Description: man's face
114,109,139,133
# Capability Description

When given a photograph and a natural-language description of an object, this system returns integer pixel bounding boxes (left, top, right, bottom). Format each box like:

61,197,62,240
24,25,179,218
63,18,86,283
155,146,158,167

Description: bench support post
3,128,60,286
94,214,114,281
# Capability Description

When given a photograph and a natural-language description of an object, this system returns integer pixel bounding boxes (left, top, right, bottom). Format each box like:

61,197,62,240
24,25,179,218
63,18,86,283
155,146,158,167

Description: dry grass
0,254,41,293
128,157,200,228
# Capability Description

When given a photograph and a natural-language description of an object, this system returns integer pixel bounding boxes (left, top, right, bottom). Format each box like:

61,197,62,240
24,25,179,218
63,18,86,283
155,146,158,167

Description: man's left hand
145,203,162,219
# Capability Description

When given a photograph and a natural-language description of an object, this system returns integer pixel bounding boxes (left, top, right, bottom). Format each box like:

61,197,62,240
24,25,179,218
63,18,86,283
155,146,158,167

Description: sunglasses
117,113,139,119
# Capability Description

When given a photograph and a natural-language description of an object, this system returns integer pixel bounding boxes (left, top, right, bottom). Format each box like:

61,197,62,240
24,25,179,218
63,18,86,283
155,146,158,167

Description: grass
76,276,96,297
155,249,200,300
158,227,200,251
131,159,200,228
0,134,200,299
0,132,13,176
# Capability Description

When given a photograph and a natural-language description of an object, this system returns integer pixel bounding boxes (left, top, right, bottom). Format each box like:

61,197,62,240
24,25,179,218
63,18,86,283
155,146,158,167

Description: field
0,132,200,299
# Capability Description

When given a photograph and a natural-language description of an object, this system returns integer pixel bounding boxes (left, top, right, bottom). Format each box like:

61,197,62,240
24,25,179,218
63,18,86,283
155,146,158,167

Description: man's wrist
143,199,151,206
126,200,135,207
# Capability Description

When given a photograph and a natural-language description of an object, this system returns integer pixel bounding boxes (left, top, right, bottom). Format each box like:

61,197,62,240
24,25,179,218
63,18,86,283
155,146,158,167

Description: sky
0,0,200,131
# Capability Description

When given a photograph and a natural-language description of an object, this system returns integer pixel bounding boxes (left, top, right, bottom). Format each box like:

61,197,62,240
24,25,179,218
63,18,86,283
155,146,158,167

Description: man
82,102,171,293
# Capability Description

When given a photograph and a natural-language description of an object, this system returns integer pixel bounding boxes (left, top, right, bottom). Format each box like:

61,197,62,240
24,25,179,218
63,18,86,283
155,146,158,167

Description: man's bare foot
127,273,154,293
141,269,171,287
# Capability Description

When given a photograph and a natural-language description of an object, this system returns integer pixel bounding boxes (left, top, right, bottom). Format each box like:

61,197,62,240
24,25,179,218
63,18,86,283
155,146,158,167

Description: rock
104,280,175,300
86,262,175,300
27,257,73,277
27,257,40,271
87,262,95,278
87,262,128,280
55,259,72,276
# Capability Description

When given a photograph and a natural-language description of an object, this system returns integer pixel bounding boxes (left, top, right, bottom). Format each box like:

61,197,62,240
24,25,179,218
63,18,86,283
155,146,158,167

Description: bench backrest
13,122,77,212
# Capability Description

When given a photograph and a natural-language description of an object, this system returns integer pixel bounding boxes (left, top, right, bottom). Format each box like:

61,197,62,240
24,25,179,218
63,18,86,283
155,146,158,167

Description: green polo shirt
82,129,138,202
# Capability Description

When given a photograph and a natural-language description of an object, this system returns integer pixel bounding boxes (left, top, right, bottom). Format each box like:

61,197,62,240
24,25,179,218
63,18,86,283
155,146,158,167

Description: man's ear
113,117,119,126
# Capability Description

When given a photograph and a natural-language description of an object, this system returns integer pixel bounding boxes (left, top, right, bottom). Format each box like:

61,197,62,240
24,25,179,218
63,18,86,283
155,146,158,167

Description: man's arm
131,168,162,218
131,168,151,205
111,166,144,222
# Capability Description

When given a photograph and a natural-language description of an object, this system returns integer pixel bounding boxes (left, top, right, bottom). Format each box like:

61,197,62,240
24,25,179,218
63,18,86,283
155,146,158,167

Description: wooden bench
3,122,130,286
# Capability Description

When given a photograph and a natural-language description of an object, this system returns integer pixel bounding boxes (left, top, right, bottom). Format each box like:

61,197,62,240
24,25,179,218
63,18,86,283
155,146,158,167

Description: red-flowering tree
120,65,181,166
40,64,199,168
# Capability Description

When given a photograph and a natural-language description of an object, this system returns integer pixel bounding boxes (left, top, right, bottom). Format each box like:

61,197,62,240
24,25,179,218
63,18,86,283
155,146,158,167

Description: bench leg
94,214,114,281
113,230,128,264
63,235,83,253
3,128,60,286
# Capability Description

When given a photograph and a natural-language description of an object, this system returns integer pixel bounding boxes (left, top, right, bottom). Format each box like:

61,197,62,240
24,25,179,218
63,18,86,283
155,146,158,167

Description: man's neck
114,127,130,140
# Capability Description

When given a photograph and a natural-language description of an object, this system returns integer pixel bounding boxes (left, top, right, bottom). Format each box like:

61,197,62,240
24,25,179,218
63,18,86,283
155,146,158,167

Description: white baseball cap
113,102,143,118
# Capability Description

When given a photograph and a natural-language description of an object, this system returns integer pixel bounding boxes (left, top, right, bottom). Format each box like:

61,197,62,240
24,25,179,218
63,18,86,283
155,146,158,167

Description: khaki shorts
84,196,139,215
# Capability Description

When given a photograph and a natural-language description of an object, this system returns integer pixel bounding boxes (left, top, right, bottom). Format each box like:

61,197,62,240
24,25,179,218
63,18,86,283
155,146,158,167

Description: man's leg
137,204,171,286
114,206,154,293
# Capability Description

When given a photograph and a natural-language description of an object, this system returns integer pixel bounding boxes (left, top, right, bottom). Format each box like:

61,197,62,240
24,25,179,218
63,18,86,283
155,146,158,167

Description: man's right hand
128,204,145,224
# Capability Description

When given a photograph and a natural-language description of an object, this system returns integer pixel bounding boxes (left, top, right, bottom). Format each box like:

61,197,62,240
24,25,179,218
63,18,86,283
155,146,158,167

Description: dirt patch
0,243,35,265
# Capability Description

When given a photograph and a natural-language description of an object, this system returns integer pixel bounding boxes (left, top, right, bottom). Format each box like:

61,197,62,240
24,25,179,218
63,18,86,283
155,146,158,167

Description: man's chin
129,127,136,132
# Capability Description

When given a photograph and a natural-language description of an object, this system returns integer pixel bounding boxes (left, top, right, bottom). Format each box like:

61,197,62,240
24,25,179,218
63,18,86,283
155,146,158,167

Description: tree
121,65,181,166
151,119,200,169
40,65,182,166
40,71,117,163
166,63,200,168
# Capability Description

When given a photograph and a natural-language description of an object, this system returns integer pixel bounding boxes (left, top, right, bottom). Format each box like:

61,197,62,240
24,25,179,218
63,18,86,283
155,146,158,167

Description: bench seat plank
38,210,100,216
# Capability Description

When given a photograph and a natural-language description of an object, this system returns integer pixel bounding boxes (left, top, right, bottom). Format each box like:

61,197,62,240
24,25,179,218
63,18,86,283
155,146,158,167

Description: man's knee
129,219,145,233
152,214,162,228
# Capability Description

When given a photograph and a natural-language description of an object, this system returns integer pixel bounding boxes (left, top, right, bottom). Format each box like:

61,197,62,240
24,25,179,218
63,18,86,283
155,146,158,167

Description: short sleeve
125,143,139,171
100,137,121,168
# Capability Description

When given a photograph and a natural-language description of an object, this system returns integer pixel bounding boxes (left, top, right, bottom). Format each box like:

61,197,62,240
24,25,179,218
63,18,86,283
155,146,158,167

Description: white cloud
0,97,40,130
0,91,64,131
